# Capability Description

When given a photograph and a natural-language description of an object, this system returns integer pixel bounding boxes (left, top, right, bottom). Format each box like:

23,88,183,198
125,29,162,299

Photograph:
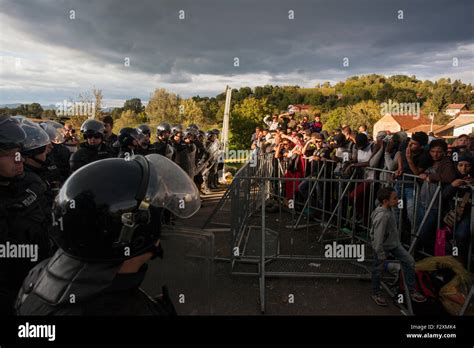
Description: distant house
444,103,467,118
435,111,474,137
289,104,311,113
373,113,434,137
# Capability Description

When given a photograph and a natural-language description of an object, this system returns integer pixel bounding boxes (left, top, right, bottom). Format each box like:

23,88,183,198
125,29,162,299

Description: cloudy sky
0,0,473,107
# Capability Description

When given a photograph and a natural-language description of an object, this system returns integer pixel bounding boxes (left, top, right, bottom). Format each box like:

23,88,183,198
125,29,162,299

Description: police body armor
15,250,176,316
70,142,111,172
0,173,51,315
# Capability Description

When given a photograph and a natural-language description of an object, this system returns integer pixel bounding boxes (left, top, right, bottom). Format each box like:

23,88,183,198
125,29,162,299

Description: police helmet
12,116,50,156
118,127,142,147
40,120,65,144
156,122,171,136
0,116,27,151
51,154,201,261
80,119,105,138
137,124,151,137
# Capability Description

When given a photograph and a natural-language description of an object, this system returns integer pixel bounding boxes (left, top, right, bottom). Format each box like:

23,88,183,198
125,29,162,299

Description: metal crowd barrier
223,152,473,313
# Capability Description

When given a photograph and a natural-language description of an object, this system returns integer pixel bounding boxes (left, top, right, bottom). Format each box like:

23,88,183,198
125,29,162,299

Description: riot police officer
153,122,172,157
14,117,56,214
114,127,143,158
172,127,197,178
136,124,153,155
39,120,71,191
190,128,209,191
70,119,112,171
15,154,201,315
0,116,51,315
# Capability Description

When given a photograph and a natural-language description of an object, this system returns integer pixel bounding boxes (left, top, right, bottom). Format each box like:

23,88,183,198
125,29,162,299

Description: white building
435,112,474,137
444,103,467,118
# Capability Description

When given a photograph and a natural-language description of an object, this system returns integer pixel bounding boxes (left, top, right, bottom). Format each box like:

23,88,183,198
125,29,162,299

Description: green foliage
145,88,180,125
123,98,144,114
323,100,381,134
1,74,472,143
230,97,272,150
113,109,142,132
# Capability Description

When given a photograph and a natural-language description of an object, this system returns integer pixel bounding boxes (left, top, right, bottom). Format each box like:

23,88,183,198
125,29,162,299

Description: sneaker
371,294,388,306
410,291,427,303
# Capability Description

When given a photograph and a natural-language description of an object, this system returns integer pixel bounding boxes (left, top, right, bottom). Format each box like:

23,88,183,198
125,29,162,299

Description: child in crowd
370,187,427,306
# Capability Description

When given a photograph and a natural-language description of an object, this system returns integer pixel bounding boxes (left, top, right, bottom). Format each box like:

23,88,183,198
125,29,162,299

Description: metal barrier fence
219,152,473,313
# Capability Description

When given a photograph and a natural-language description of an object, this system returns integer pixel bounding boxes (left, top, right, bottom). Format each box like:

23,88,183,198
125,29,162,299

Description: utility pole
221,86,232,182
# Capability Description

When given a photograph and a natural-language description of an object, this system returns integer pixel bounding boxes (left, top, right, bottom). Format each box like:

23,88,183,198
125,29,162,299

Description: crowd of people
1,107,473,314
0,114,223,315
249,108,473,305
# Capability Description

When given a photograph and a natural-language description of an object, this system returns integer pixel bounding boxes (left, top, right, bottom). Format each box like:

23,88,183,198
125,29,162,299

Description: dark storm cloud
2,0,473,78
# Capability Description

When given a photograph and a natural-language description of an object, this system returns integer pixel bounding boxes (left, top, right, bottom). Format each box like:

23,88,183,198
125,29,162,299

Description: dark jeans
372,245,416,295
394,184,415,229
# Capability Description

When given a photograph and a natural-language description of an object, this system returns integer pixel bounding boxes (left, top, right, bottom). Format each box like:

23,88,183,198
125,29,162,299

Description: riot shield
197,141,220,175
141,228,214,315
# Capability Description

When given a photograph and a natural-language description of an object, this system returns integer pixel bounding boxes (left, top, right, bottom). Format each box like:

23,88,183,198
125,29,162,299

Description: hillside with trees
1,74,472,150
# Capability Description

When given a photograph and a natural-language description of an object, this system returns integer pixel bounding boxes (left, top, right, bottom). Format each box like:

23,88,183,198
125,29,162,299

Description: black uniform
117,147,136,159
70,142,111,172
47,143,71,182
172,142,197,178
152,139,168,156
15,250,175,316
0,173,51,315
135,145,153,156
103,133,118,155
14,155,200,316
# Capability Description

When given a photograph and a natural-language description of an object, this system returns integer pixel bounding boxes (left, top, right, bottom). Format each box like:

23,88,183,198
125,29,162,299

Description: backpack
398,270,447,315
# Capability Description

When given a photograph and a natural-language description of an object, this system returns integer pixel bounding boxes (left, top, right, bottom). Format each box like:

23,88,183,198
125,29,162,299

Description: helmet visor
144,154,200,218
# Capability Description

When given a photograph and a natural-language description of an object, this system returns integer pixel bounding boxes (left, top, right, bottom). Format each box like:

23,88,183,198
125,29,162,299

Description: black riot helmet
205,130,215,138
0,116,27,151
80,119,105,139
40,120,65,144
183,127,198,139
118,127,143,147
137,124,151,137
157,122,171,136
12,116,50,157
188,123,199,130
51,154,201,261
171,124,183,135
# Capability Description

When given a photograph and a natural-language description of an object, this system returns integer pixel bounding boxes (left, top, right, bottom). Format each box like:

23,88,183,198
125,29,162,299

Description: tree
145,88,180,125
392,89,418,103
113,109,141,132
375,83,394,102
323,100,381,134
123,98,144,114
179,98,204,126
27,103,43,118
430,85,451,113
41,109,57,120
92,88,103,119
230,97,272,150
111,107,124,120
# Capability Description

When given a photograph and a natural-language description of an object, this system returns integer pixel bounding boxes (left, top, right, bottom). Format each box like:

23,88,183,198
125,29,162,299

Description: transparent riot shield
141,228,214,315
